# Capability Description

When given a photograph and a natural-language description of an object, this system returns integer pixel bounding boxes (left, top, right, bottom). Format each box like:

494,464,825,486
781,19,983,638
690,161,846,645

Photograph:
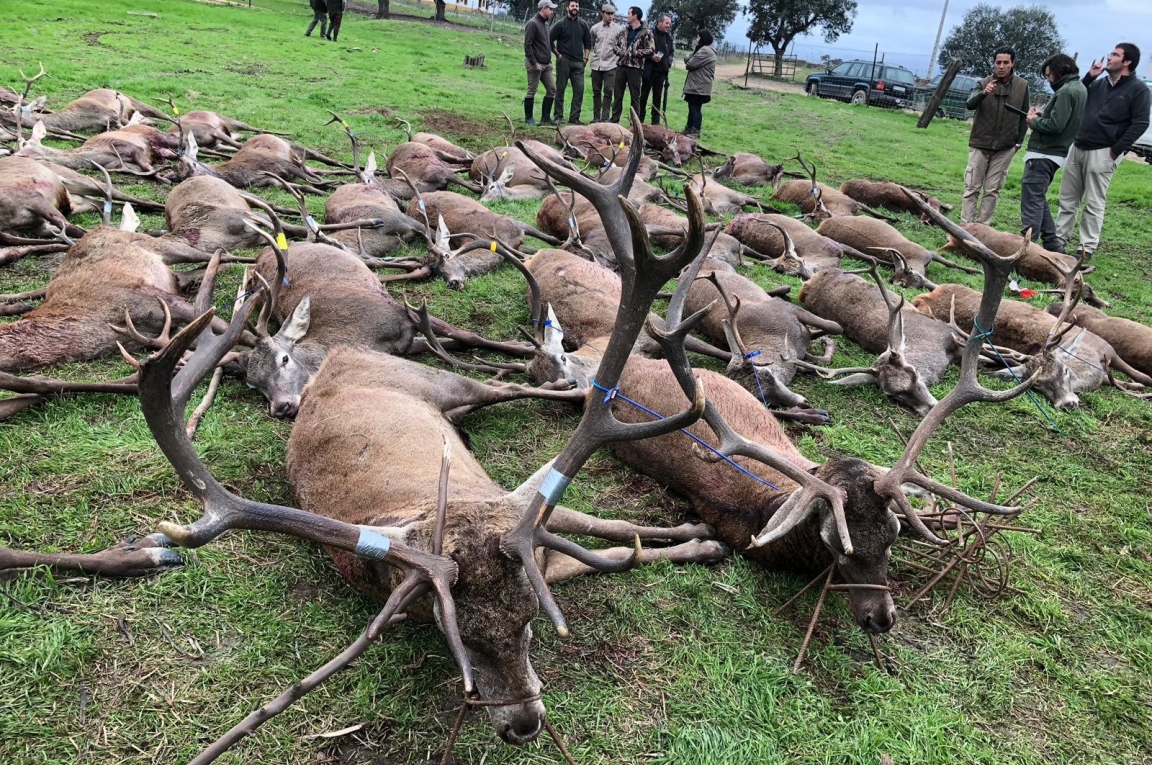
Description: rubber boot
540,97,556,125
524,98,537,126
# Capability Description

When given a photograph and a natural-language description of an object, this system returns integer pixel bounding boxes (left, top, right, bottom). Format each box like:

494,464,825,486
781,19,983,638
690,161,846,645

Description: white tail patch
120,203,140,232
361,151,378,184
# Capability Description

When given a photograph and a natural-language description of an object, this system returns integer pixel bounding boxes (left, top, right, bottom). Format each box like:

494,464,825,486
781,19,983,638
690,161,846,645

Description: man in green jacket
1021,53,1087,252
962,46,1030,225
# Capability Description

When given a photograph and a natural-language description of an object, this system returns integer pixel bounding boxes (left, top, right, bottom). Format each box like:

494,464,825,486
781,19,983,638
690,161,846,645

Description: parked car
1131,80,1152,160
913,73,982,120
804,60,917,108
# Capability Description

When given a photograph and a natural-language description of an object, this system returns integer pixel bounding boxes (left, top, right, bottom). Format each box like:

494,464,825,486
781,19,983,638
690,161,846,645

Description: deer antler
873,190,1044,543
326,111,360,174
503,113,709,635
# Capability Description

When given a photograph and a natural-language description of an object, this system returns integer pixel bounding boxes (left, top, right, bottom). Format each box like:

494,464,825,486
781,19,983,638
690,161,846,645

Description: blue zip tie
974,318,1064,437
590,379,779,490
744,350,761,359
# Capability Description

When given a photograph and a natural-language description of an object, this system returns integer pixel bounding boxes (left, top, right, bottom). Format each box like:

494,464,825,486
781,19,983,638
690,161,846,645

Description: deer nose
498,713,544,745
446,278,465,291
863,605,897,634
270,400,299,419
1055,396,1079,411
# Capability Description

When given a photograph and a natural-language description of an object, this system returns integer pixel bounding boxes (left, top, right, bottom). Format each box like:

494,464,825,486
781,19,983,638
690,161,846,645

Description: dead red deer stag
29,157,165,213
939,222,1108,308
395,117,477,163
166,109,290,151
712,152,784,187
773,155,896,221
684,256,841,418
839,179,951,223
10,84,170,133
554,122,632,163
322,171,427,258
637,202,765,267
641,123,723,166
14,120,174,175
0,154,86,241
724,214,866,277
685,172,771,216
815,215,978,289
241,231,534,417
159,132,331,194
386,141,482,194
611,199,1039,637
519,132,1037,639
127,121,721,755
1046,303,1152,380
470,141,576,202
0,210,238,373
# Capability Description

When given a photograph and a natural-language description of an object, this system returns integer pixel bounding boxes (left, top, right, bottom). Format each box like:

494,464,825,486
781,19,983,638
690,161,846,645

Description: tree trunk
376,0,389,18
773,51,784,77
435,0,446,21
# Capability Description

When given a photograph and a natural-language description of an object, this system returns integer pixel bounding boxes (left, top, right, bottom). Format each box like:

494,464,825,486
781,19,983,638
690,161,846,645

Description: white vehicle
1131,80,1152,159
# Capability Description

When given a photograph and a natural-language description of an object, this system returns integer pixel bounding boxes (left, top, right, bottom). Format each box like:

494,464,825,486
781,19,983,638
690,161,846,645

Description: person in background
962,46,1030,225
523,0,558,126
1020,53,1086,252
1055,43,1151,258
681,29,716,138
609,6,653,124
550,0,592,125
639,14,674,124
305,0,328,39
589,4,624,123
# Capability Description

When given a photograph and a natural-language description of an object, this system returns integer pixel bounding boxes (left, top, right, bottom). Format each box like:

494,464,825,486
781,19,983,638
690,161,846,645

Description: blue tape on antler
305,215,320,232
104,200,113,218
355,528,392,559
539,467,573,505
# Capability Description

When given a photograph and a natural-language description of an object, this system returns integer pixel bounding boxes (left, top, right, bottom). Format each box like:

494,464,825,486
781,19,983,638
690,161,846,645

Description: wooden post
866,43,879,106
745,38,754,88
916,58,963,128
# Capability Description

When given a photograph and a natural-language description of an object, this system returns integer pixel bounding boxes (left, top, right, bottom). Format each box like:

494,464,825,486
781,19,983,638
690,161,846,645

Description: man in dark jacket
550,0,592,124
1020,53,1087,251
609,6,654,124
638,13,674,124
1055,43,1151,257
962,46,1030,225
305,0,327,38
524,0,558,126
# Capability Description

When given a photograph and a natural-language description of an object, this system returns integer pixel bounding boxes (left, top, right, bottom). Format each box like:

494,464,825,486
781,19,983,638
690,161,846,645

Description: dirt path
715,64,807,95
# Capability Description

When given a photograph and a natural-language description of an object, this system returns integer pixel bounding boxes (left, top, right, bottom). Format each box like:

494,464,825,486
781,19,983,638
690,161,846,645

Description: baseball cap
538,0,557,9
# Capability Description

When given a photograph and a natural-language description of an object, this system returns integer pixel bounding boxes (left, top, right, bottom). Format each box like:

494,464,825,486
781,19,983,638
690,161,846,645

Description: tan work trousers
1055,145,1120,256
525,59,556,100
961,146,1017,225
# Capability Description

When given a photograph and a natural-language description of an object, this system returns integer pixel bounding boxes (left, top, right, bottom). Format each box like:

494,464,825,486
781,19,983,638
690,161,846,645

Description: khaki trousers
961,146,1017,225
525,59,556,100
1055,145,1120,256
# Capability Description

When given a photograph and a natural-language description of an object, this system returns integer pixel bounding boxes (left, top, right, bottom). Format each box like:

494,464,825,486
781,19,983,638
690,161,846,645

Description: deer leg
426,316,535,358
519,224,563,246
541,539,730,583
0,242,70,266
546,506,715,543
0,534,182,582
0,394,47,421
772,406,832,425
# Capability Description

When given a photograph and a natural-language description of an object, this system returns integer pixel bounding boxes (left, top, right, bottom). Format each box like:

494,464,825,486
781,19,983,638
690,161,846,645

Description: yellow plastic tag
489,241,498,252
276,232,288,250
501,151,508,158
173,105,180,116
619,141,625,149
341,120,350,130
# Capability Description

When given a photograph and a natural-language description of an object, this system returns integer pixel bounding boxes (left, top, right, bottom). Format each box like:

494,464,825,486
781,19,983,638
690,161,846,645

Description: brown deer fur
0,155,77,237
387,142,481,194
25,88,169,134
839,179,946,222
774,180,865,217
1048,303,1152,379
816,216,939,287
941,223,1097,295
324,182,425,255
712,153,783,186
725,214,865,274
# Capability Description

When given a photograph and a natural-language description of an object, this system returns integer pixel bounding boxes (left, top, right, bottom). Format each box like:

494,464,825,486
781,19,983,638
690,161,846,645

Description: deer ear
362,151,378,183
277,295,311,343
829,372,877,387
435,215,451,251
30,120,46,145
542,304,565,354
127,111,145,126
120,203,140,232
506,458,557,507
497,164,516,185
185,131,199,162
1064,327,1088,356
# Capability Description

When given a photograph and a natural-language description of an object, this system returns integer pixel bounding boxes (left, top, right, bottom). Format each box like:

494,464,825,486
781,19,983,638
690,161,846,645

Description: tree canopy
939,4,1066,92
744,0,857,58
649,0,740,45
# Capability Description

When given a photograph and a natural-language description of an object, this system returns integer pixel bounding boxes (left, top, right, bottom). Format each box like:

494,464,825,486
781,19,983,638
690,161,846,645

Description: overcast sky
718,0,1152,79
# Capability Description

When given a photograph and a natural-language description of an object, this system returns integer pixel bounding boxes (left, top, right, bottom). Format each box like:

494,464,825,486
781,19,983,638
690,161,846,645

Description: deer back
839,179,943,217
412,132,473,162
816,216,933,276
388,142,461,190
945,223,1084,286
713,153,782,186
324,183,423,255
725,214,847,272
1054,304,1152,379
0,155,74,235
164,175,267,253
405,191,522,249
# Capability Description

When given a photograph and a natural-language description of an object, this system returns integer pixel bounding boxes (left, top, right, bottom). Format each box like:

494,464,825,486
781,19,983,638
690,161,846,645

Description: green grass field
3,1,1152,763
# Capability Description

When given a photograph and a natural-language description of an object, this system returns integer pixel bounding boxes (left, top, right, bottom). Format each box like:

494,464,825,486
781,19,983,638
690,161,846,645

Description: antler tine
393,117,412,142
137,310,473,693
325,111,360,174
404,296,503,375
86,160,114,226
17,62,47,106
0,370,137,398
1043,247,1088,349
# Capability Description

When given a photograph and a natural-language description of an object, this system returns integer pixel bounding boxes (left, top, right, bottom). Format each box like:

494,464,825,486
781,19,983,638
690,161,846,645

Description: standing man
1020,54,1086,252
589,5,624,123
1055,43,1151,258
326,0,346,42
305,0,328,38
609,6,653,124
962,46,1030,225
639,14,674,124
524,0,558,127
550,0,592,125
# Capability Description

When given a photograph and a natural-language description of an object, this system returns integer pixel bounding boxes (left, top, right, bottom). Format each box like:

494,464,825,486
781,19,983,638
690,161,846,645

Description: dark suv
805,60,917,108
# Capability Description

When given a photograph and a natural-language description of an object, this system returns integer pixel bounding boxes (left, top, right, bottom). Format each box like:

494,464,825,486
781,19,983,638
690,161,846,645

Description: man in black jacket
524,0,558,126
1055,43,1151,257
550,0,592,124
638,13,674,124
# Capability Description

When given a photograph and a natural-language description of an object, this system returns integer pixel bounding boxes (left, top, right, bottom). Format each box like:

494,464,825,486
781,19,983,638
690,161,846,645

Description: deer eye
281,354,290,366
